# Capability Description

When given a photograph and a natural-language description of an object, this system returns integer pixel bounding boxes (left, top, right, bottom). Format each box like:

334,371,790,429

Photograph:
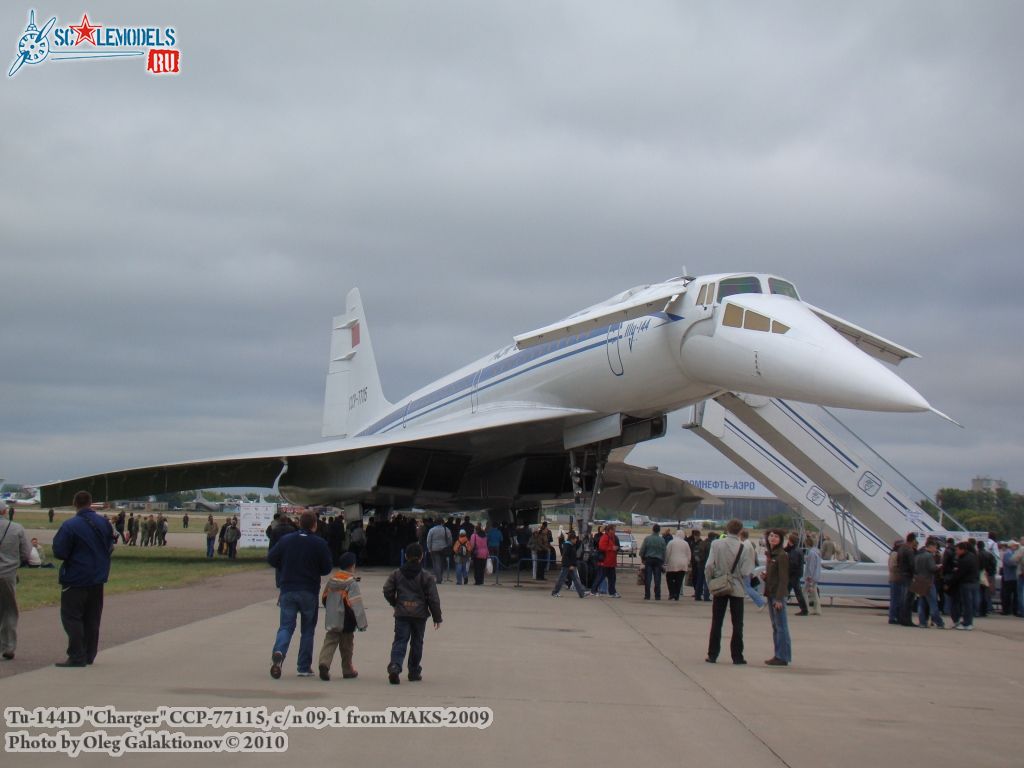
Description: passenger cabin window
696,285,708,305
768,278,799,300
717,276,762,300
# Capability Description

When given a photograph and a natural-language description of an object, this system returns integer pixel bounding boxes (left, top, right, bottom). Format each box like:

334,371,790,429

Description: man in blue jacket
52,491,114,668
267,511,333,679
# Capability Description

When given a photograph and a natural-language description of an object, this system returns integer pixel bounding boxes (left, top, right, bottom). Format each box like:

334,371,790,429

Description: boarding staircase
685,394,964,563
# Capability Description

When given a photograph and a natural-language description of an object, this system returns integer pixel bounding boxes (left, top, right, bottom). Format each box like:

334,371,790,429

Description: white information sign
238,503,277,548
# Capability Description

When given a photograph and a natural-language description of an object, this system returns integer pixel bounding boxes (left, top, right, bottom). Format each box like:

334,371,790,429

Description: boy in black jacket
382,543,442,684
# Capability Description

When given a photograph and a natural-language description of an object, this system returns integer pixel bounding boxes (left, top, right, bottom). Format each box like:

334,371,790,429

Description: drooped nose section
679,295,931,412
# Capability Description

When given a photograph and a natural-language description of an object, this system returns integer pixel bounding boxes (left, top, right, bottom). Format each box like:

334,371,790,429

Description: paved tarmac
2,564,1021,768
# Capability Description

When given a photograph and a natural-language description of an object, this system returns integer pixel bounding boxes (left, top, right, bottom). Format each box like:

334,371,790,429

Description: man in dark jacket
977,543,997,617
640,524,667,600
913,538,945,628
895,532,918,626
949,541,979,630
52,491,114,668
939,537,957,615
383,543,442,684
688,531,705,600
267,511,333,679
551,531,588,598
784,532,809,616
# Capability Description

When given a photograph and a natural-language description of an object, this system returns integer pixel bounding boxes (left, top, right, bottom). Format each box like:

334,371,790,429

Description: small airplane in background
1,486,40,506
41,271,949,529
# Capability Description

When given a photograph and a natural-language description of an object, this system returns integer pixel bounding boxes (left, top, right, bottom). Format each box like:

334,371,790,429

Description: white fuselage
358,273,928,440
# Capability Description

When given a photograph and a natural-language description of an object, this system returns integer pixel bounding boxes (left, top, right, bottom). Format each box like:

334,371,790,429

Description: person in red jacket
589,524,621,598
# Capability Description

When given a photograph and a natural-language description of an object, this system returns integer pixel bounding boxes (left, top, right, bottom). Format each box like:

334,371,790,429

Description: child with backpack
382,543,442,684
318,552,367,681
453,531,471,585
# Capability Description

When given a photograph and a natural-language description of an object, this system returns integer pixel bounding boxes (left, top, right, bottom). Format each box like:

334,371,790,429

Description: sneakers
764,657,789,666
954,624,974,631
270,651,284,680
343,671,359,679
551,593,561,598
610,593,622,599
297,670,315,677
733,658,747,665
318,665,330,681
387,664,401,685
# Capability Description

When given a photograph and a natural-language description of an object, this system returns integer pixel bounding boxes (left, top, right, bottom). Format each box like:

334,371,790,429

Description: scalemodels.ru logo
9,9,180,77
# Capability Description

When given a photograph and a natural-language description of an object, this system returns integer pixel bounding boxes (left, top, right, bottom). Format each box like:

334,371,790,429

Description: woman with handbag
469,525,490,586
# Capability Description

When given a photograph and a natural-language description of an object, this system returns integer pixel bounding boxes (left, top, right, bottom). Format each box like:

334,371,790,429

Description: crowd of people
107,510,171,547
8,494,1024,682
887,532,1024,630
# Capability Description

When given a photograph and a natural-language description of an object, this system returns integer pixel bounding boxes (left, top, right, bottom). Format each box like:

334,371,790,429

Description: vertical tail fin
322,288,393,438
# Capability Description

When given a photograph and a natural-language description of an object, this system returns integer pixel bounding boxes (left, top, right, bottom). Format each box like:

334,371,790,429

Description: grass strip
15,546,268,611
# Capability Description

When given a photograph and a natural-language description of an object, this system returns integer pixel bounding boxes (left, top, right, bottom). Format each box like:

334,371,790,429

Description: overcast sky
2,1,1022,504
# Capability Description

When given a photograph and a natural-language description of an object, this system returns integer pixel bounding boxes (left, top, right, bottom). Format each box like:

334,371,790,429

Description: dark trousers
604,566,617,595
644,560,663,599
472,557,487,585
535,553,548,580
692,567,706,600
979,585,991,616
666,570,685,600
61,584,104,664
950,583,976,627
390,617,427,675
897,579,915,625
552,566,586,597
707,595,744,662
788,577,809,614
1001,578,1018,616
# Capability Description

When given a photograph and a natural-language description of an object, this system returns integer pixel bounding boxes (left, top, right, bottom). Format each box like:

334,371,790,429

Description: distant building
684,477,791,524
971,476,1008,493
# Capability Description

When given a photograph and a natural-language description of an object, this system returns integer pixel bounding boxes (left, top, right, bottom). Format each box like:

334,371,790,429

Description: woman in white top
664,530,691,601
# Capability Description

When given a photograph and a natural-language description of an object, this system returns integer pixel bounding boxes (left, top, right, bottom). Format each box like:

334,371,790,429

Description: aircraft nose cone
814,344,931,412
679,298,934,413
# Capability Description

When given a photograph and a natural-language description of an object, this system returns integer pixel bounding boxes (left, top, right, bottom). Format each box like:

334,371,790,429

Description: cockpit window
768,278,799,300
721,303,789,335
723,303,744,328
696,284,707,305
717,276,762,300
743,311,770,332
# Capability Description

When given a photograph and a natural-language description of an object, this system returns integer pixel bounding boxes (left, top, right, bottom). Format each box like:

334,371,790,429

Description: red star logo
69,13,102,46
